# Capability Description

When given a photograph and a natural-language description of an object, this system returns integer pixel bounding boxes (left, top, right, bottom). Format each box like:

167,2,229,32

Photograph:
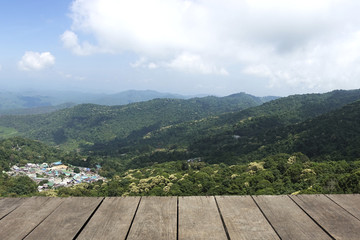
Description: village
6,161,106,192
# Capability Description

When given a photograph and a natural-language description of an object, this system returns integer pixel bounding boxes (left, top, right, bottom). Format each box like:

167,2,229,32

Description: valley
0,89,360,197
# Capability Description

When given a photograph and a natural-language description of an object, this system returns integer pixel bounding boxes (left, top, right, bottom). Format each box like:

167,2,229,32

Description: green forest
1,89,360,197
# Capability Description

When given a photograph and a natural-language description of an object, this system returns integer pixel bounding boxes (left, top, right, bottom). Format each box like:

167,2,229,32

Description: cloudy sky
1,0,360,96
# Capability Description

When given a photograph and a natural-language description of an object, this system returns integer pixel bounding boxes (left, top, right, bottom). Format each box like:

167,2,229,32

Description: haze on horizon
1,0,360,97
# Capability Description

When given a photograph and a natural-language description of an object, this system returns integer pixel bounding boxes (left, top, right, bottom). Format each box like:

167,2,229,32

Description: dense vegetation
86,89,360,169
0,89,192,111
40,154,360,197
1,89,360,197
0,137,86,196
0,93,272,149
0,137,88,171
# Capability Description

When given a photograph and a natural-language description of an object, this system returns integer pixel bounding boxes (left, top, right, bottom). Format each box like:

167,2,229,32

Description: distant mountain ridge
83,89,360,168
0,92,272,149
0,90,202,112
2,89,360,197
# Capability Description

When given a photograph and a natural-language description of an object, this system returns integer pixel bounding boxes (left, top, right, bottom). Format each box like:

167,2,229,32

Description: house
52,161,62,166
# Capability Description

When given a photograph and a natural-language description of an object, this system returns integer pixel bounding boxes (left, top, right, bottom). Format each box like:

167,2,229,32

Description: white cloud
18,51,55,71
166,53,228,75
244,30,360,91
131,53,227,74
61,30,99,56
63,0,360,90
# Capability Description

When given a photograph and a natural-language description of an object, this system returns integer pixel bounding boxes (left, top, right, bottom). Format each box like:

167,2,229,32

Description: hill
88,89,360,169
0,90,197,111
269,100,360,160
0,103,76,116
0,92,269,149
2,89,360,197
88,90,188,105
186,91,360,164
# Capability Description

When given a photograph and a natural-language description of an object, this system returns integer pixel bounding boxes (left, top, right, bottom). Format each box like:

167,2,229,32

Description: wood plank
291,194,360,240
77,197,140,240
327,194,360,220
0,197,64,240
216,196,279,240
127,196,177,240
25,197,103,240
254,195,331,240
0,197,25,220
178,196,227,240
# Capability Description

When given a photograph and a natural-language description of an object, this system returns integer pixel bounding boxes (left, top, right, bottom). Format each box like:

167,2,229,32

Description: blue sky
1,0,360,96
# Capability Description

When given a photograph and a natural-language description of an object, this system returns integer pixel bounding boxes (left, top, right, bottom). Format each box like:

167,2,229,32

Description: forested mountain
88,90,188,105
1,89,360,197
0,103,76,116
270,100,360,159
0,90,198,111
186,99,360,165
0,92,53,110
0,92,269,149
85,89,360,169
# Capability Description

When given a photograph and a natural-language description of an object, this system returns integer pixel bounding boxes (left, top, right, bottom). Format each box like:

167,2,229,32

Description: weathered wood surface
0,197,64,240
216,196,279,240
178,196,228,240
291,194,360,240
25,197,103,240
77,197,140,240
327,194,360,220
0,197,24,219
0,195,359,239
253,195,331,240
127,196,177,240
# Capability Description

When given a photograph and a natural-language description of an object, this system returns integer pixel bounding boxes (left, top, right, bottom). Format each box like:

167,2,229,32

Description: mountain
89,90,187,105
2,89,360,197
0,103,76,116
184,90,360,164
268,100,360,160
0,92,270,149
0,92,52,110
2,88,360,171
0,90,195,111
88,89,360,168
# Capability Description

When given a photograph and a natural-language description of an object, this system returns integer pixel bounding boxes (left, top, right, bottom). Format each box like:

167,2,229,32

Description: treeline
0,93,269,149
2,89,360,197
87,89,360,169
0,137,90,172
42,153,360,197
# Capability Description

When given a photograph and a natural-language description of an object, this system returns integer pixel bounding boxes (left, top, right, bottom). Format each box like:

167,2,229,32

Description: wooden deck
0,194,359,239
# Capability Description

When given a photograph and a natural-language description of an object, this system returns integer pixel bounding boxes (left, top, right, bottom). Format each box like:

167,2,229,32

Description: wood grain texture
327,194,360,220
0,197,25,220
291,194,360,240
0,197,64,240
0,195,359,239
25,197,103,240
216,196,279,240
77,197,140,240
178,196,227,240
254,195,331,240
127,196,177,240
